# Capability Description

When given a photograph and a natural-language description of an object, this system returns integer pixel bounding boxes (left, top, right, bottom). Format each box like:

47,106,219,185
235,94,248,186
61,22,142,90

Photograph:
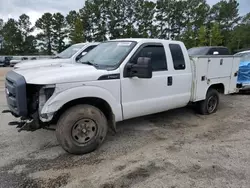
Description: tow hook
2,110,12,113
3,110,54,132
8,119,40,132
2,110,20,118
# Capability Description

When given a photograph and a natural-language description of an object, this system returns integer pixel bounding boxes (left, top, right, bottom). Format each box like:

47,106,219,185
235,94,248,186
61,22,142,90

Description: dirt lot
0,67,250,188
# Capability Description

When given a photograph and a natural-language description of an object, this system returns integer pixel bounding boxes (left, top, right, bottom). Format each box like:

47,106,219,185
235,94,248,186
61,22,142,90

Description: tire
56,104,108,155
196,88,219,115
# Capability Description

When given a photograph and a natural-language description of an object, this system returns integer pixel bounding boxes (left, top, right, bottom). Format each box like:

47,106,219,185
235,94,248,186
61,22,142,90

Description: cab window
131,45,167,71
169,44,186,70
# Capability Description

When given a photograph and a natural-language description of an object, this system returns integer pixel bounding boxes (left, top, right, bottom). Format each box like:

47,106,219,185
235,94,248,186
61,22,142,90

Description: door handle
220,59,223,65
167,76,173,86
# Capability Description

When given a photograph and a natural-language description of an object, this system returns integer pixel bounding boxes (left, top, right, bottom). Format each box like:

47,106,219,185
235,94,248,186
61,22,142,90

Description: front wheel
196,89,219,115
56,104,108,155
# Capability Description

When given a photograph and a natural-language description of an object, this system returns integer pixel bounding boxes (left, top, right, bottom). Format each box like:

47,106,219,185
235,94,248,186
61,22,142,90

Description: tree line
0,0,249,55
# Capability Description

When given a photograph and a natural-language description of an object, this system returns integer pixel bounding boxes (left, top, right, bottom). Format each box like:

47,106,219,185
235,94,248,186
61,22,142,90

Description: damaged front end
2,71,55,132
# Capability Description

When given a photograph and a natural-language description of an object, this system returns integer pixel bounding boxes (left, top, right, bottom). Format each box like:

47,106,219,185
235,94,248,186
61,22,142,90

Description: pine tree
52,13,68,53
18,14,37,54
66,11,85,44
35,13,53,55
210,23,223,46
198,26,207,46
1,19,22,55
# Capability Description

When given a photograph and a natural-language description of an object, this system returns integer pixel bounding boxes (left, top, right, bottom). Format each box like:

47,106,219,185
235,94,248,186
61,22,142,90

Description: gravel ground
0,67,12,89
0,68,250,188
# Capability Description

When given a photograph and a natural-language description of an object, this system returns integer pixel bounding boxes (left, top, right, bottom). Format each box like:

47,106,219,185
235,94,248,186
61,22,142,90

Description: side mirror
213,51,219,55
127,57,152,79
81,52,87,56
76,52,87,61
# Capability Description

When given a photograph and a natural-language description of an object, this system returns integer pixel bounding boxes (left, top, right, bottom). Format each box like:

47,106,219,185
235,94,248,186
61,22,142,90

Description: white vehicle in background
0,56,5,67
3,38,240,154
10,57,28,67
14,42,99,69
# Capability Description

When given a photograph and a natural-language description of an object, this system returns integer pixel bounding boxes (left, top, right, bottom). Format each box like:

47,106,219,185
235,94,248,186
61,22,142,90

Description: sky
0,0,249,25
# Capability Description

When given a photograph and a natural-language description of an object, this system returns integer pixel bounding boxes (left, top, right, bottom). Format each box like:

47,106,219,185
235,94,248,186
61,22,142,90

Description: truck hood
15,58,70,69
14,63,108,85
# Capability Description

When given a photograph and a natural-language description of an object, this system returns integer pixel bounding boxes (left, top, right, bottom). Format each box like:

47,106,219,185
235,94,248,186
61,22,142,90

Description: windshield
78,41,136,68
57,44,85,59
240,52,250,62
188,47,209,55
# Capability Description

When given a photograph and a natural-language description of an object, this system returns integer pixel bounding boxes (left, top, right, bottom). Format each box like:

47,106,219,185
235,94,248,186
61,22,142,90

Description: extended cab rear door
166,43,192,107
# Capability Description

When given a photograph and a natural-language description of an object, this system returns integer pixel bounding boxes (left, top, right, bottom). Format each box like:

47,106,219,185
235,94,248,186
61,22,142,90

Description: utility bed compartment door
207,57,233,78
190,56,240,102
190,58,208,101
229,57,241,93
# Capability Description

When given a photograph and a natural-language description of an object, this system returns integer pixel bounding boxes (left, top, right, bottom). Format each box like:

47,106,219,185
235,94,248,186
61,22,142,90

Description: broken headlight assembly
39,84,56,113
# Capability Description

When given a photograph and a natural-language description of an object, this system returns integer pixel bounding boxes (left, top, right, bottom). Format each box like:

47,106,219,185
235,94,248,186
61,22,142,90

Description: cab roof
109,38,183,45
236,50,250,54
73,42,100,46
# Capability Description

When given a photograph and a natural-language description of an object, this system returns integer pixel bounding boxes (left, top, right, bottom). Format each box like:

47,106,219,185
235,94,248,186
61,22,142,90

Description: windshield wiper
53,56,61,59
81,61,99,68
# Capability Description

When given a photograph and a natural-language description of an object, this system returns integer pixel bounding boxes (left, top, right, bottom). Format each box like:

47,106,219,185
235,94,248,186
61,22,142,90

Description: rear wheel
56,104,108,154
196,89,219,115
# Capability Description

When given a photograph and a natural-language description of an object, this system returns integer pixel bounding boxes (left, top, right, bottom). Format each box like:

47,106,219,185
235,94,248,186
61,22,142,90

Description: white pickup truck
3,38,240,154
14,42,99,69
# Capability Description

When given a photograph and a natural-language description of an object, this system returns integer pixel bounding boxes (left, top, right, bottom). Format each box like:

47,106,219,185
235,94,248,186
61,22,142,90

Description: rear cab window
169,44,186,70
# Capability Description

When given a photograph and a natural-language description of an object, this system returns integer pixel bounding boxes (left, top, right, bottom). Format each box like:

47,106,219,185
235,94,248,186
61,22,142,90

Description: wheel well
51,97,114,129
208,83,225,94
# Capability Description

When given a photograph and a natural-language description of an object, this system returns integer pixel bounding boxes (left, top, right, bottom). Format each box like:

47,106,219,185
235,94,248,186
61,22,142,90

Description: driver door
121,43,171,120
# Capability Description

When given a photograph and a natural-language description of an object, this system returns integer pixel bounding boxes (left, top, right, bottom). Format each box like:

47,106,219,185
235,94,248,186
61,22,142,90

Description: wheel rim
71,119,98,144
207,95,218,113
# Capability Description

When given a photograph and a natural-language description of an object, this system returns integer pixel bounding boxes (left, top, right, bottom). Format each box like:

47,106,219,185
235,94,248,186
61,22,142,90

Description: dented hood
13,63,107,85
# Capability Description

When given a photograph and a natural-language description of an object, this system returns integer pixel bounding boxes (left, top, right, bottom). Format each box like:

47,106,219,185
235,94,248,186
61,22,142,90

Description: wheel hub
207,95,218,113
71,119,97,144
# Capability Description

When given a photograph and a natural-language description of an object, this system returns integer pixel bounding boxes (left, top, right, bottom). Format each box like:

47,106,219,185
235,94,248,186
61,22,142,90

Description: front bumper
5,71,28,117
3,71,53,131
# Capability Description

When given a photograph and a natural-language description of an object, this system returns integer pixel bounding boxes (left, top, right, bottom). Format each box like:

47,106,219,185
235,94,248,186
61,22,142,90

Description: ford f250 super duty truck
3,38,240,154
14,42,99,69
